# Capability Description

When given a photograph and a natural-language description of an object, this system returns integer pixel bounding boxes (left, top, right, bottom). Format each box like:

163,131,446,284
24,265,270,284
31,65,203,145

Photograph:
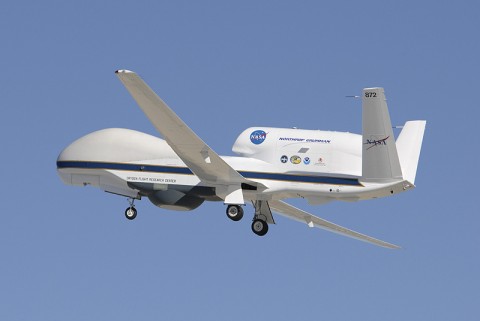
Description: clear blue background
1,1,478,320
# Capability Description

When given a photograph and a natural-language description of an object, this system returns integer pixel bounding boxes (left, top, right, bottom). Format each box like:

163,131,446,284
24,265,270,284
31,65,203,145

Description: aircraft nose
57,145,72,163
56,131,104,185
56,129,110,164
56,143,77,185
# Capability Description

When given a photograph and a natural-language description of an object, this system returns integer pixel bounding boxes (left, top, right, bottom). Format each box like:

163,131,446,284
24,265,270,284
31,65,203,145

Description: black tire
226,205,244,221
125,207,137,220
251,219,268,236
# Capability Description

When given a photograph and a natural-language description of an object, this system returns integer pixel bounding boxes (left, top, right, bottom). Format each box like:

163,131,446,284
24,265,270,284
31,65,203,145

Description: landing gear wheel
125,207,137,220
251,219,268,236
226,205,244,221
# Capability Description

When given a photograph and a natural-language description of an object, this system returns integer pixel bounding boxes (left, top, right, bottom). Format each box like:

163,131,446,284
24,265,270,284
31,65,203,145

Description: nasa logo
280,155,288,163
290,155,302,165
303,157,310,165
364,136,389,150
250,130,267,145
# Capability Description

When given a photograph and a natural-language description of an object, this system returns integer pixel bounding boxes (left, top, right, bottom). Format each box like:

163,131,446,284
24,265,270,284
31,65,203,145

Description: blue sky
1,1,479,320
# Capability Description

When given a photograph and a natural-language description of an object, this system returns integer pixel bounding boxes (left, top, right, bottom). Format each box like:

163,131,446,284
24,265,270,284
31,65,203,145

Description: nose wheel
125,198,137,220
125,206,137,220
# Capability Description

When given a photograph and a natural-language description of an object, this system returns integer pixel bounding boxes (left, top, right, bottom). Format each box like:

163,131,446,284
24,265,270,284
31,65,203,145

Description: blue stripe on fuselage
240,171,360,186
56,161,362,186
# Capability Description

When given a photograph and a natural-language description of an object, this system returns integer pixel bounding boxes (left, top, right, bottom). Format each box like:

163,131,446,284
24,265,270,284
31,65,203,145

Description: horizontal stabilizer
396,120,426,184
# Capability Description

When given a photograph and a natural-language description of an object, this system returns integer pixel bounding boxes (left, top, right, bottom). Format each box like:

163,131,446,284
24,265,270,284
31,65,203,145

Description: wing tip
115,69,135,74
387,245,401,250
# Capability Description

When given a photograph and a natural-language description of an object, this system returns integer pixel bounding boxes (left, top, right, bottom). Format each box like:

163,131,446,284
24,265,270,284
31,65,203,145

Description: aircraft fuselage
57,127,412,211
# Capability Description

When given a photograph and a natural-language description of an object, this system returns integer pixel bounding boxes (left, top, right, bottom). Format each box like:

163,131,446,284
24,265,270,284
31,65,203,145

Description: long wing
115,70,252,189
269,200,400,249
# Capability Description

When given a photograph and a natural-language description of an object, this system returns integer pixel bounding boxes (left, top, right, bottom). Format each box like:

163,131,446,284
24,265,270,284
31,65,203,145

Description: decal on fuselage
126,176,177,183
250,130,267,145
314,157,326,166
279,137,331,143
290,155,302,164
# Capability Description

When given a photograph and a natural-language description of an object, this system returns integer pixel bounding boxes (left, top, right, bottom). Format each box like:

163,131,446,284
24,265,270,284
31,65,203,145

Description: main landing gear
225,203,269,236
251,218,268,236
125,198,137,220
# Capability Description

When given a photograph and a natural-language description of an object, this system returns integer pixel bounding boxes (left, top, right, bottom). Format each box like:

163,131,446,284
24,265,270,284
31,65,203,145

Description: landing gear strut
226,204,244,221
250,200,272,236
125,198,137,220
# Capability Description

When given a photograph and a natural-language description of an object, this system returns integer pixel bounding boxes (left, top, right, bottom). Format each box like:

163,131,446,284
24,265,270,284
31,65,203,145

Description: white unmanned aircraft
57,70,426,249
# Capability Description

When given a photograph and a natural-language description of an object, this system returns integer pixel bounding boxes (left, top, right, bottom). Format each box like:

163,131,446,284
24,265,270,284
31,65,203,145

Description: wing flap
269,200,400,249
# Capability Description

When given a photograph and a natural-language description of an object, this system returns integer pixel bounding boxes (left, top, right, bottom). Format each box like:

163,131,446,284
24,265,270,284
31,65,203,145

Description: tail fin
396,120,426,184
362,88,403,182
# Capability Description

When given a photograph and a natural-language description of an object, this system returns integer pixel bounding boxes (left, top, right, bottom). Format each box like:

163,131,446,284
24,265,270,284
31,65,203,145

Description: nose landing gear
125,198,137,220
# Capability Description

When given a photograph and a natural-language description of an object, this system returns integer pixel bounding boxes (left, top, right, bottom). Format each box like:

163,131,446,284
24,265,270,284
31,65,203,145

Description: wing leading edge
269,200,400,249
115,70,260,204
